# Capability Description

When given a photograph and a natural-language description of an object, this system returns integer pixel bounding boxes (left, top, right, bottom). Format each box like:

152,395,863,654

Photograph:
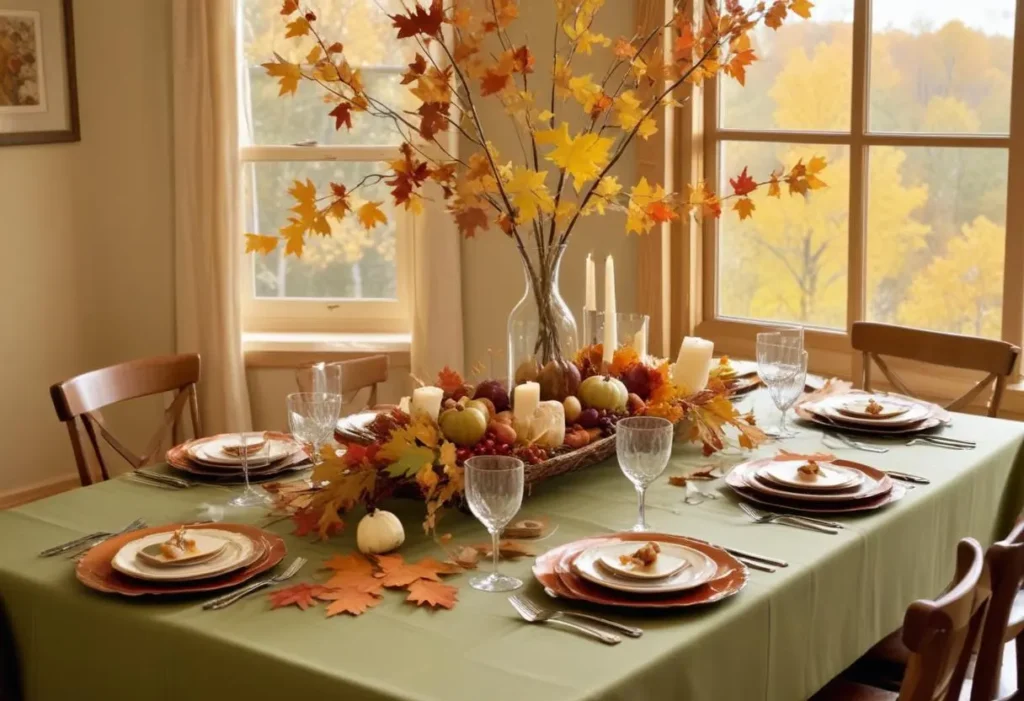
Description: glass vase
507,244,579,391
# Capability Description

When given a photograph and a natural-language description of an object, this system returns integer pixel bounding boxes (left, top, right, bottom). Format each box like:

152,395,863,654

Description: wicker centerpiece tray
524,434,617,488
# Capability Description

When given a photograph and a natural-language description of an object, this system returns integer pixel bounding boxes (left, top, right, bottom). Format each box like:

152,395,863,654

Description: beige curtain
171,0,252,434
411,184,465,381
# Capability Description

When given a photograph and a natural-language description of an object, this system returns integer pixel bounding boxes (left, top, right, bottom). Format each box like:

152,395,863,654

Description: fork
508,595,642,638
129,470,196,489
63,518,148,558
905,438,973,450
824,432,889,454
203,557,307,610
508,595,621,644
738,503,838,534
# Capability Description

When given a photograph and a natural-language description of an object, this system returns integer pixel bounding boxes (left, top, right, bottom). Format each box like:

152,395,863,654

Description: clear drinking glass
616,417,674,532
756,325,804,352
286,392,343,466
228,432,272,508
295,362,343,396
756,343,808,439
465,456,525,593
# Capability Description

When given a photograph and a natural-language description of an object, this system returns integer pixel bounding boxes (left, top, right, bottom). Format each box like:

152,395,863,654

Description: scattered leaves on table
320,587,383,617
406,580,458,610
374,555,461,587
324,553,384,593
268,583,332,611
668,466,717,487
446,545,480,569
291,507,344,540
472,539,535,559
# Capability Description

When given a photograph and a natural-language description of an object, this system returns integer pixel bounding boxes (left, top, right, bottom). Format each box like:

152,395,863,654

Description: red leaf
480,70,511,96
418,102,449,140
512,46,535,74
390,0,444,39
291,507,342,539
645,201,678,223
729,166,757,197
329,102,353,131
402,54,428,85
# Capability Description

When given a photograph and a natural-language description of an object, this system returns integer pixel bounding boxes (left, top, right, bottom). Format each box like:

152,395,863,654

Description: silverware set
124,469,197,489
508,595,631,644
738,502,840,535
39,518,148,558
823,432,889,453
886,470,930,485
203,557,307,610
904,435,976,450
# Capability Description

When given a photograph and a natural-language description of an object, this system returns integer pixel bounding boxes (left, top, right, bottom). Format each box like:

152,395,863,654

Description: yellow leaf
789,0,814,19
538,123,613,192
244,234,279,255
285,17,311,38
612,90,643,130
807,155,827,174
638,117,658,140
538,109,555,122
733,197,755,220
584,175,622,215
504,167,554,222
311,214,331,236
438,441,457,469
288,178,318,224
262,60,303,96
567,74,602,112
357,201,388,230
625,177,665,234
305,45,322,65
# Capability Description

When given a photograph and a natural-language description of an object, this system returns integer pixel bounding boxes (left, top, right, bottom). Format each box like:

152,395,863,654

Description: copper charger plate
726,374,762,398
726,459,906,514
166,432,309,482
796,392,950,436
76,523,286,596
730,458,893,503
533,533,747,609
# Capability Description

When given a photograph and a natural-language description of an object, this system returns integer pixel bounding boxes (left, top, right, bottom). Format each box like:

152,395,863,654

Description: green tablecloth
2,395,1023,701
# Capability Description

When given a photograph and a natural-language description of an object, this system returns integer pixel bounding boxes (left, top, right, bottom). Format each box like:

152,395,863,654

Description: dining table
1,388,1022,701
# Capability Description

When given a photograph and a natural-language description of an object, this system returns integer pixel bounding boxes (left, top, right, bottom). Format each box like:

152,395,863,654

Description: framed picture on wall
0,0,78,146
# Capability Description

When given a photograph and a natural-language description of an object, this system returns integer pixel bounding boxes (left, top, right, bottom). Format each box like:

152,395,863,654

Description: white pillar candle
632,328,648,358
512,381,541,435
398,396,411,414
673,336,715,393
602,255,617,364
410,386,444,423
585,253,596,311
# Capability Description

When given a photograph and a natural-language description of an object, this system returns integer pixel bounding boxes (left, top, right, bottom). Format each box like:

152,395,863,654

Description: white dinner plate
745,468,887,503
573,541,718,594
188,435,299,466
593,541,691,580
112,530,257,581
835,397,911,420
759,460,862,490
135,531,227,567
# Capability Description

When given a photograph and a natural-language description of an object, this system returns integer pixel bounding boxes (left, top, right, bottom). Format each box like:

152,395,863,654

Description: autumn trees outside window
706,0,1020,348
239,0,413,334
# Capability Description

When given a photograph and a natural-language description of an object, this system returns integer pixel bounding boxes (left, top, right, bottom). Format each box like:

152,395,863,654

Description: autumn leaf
436,366,465,394
262,60,302,96
374,555,460,588
790,0,815,20
723,33,756,86
390,0,444,39
407,580,458,609
729,166,757,197
357,201,388,230
291,507,343,539
455,207,489,238
504,167,554,221
401,54,428,85
320,587,383,617
472,539,534,559
764,0,788,29
609,345,640,375
537,123,613,192
244,233,279,255
646,201,678,224
268,583,330,611
280,0,298,15
733,197,755,220
481,69,511,96
613,37,636,59
323,553,384,593
329,102,353,130
285,17,311,38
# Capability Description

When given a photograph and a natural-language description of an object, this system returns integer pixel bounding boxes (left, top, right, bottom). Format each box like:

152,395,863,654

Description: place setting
166,431,310,484
725,452,907,517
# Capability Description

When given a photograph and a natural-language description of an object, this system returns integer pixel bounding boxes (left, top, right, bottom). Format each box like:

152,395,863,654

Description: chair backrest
50,354,202,485
970,519,1024,701
295,356,389,410
899,538,992,701
851,322,1020,417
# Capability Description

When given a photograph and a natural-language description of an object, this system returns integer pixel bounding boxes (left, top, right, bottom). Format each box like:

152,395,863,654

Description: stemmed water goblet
465,455,525,592
287,392,343,466
616,416,674,532
756,340,808,439
227,431,273,508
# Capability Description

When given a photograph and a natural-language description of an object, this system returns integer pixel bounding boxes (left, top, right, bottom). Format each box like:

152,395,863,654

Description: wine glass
228,432,272,508
616,416,674,532
286,392,343,466
756,342,808,438
465,456,525,592
295,362,343,396
757,325,804,352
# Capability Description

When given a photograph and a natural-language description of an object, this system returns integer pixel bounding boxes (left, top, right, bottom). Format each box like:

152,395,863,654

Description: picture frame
0,0,78,146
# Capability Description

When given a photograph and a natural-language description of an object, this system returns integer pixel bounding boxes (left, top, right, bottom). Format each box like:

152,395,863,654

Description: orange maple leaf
480,69,511,96
322,553,384,593
613,37,636,59
407,580,458,609
435,366,465,394
320,587,383,617
609,345,640,376
645,201,678,224
455,207,489,238
268,583,330,611
729,166,757,197
280,0,298,15
390,0,445,38
374,555,460,588
291,507,343,540
733,197,755,220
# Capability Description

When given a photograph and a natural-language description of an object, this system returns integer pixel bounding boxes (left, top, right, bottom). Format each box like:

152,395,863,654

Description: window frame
237,46,415,335
693,0,1024,369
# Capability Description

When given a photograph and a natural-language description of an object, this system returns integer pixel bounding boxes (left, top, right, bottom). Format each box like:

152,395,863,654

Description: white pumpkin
356,509,405,554
529,400,566,448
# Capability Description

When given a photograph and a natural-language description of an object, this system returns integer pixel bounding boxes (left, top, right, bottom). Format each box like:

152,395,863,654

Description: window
702,0,1021,350
237,0,414,334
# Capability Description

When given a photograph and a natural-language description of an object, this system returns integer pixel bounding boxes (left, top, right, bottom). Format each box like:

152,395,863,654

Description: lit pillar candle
584,253,596,311
673,337,715,394
512,381,541,435
398,396,411,414
410,386,444,423
602,255,617,364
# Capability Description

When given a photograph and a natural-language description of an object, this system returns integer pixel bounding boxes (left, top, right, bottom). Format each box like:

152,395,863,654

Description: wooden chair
813,538,992,701
970,519,1024,701
295,356,389,412
851,322,1019,417
50,354,202,486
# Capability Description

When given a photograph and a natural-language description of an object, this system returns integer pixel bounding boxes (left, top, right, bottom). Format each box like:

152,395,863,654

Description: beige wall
0,1,639,498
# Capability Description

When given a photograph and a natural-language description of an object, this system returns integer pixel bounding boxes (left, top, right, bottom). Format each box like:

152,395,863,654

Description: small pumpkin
578,375,628,411
439,404,488,446
356,509,405,554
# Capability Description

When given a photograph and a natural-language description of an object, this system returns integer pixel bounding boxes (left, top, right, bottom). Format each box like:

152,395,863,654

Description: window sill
243,332,412,368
